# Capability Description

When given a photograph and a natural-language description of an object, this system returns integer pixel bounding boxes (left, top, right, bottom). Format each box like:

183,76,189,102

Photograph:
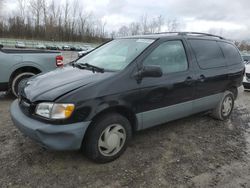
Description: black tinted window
219,42,242,65
143,41,188,74
189,39,226,69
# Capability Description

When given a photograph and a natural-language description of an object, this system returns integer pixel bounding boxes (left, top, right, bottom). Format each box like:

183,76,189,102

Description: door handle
185,76,193,85
198,75,205,82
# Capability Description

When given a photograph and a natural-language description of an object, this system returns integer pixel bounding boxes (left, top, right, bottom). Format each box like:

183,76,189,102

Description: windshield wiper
73,62,104,73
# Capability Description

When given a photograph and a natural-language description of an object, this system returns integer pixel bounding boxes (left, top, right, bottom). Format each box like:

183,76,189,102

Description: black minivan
11,32,244,163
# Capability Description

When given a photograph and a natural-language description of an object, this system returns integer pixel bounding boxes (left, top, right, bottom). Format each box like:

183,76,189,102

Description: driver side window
143,41,188,74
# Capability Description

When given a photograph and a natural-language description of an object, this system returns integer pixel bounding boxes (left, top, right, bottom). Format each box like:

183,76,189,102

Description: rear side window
218,42,242,65
189,39,226,69
143,40,188,74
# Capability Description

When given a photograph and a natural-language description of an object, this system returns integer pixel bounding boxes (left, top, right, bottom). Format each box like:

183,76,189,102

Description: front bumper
10,100,91,150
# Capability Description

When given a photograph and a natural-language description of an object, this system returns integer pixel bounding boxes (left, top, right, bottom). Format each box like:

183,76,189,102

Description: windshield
76,38,155,71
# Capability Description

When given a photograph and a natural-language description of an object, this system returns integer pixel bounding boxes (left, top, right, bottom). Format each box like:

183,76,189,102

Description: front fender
75,96,136,122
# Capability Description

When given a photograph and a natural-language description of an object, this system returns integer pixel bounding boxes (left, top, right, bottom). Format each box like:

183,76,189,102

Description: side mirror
0,44,3,49
135,65,163,80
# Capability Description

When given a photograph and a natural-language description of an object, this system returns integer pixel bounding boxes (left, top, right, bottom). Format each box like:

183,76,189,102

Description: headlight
35,102,75,119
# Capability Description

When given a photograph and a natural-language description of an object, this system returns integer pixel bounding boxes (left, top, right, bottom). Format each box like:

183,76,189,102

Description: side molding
136,93,223,130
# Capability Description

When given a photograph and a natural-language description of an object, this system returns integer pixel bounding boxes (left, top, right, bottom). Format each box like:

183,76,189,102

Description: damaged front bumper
10,100,90,150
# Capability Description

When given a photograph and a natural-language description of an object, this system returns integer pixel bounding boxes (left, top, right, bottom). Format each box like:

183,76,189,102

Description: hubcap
222,96,233,116
98,124,126,156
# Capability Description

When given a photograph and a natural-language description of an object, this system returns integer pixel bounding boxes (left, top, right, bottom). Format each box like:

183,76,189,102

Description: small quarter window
219,42,242,65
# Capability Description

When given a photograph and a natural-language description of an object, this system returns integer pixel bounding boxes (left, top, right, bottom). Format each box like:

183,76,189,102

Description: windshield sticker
136,39,155,44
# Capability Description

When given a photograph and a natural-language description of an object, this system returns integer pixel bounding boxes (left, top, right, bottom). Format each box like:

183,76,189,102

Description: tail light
56,55,64,67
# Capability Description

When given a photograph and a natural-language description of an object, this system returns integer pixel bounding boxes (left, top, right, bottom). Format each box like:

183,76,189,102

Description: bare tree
129,22,140,35
140,14,148,34
71,0,80,40
156,15,164,33
64,0,70,28
118,25,130,36
78,12,90,38
29,0,43,27
101,20,107,37
148,17,159,33
49,0,58,24
166,19,180,32
17,0,26,18
41,0,48,25
110,31,116,39
0,1,178,42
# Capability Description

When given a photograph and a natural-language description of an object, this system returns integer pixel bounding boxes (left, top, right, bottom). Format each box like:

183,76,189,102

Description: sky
2,0,250,40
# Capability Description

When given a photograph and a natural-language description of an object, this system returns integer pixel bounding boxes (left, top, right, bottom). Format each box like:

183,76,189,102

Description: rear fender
8,62,43,81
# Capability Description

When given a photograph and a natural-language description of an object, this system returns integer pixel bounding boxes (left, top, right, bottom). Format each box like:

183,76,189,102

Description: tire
10,72,35,97
211,91,234,121
84,113,132,163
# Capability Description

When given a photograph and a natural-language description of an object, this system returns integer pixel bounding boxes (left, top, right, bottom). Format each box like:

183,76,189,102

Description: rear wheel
211,91,234,120
10,72,35,97
84,113,132,163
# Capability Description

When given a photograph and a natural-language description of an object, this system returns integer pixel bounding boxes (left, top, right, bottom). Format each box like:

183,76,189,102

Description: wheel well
89,106,138,132
81,106,137,150
9,66,41,83
228,86,238,99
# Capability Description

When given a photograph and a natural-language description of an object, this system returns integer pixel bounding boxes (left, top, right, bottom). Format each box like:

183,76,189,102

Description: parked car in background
56,45,63,50
36,43,46,49
242,55,250,64
10,32,244,163
46,44,58,50
62,45,71,51
70,46,76,51
74,45,84,51
243,55,250,90
15,42,26,48
83,45,92,49
78,47,95,57
0,46,63,96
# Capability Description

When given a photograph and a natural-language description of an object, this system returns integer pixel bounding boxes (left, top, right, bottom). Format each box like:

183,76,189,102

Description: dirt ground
0,54,250,187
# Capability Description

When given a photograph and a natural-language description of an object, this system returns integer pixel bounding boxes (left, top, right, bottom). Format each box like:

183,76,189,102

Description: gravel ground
0,67,250,187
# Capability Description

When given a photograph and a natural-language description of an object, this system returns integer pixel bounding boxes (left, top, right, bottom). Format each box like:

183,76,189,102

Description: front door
136,39,195,129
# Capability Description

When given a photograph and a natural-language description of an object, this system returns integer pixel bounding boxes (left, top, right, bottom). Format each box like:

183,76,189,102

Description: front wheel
84,113,132,163
10,72,35,97
211,91,234,120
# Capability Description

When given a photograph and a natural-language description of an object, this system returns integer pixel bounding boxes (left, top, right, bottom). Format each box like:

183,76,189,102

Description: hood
21,65,115,102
